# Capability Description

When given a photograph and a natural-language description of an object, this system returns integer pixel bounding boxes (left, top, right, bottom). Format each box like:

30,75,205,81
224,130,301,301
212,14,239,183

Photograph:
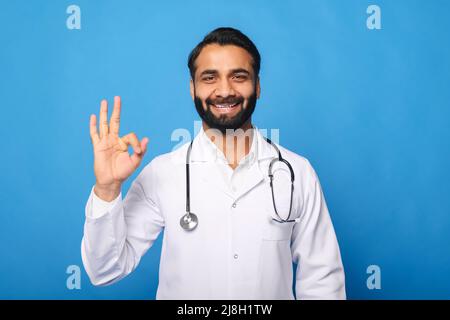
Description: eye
233,74,248,82
202,76,215,82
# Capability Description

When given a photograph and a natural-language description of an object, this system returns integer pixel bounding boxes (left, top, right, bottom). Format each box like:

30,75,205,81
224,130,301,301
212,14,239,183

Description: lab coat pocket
262,219,294,241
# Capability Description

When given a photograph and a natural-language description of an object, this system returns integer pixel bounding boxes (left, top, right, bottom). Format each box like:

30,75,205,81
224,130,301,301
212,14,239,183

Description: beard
194,89,257,134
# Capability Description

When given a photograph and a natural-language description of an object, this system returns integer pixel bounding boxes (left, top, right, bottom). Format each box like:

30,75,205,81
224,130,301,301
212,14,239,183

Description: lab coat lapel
233,162,265,201
198,164,235,199
233,129,278,201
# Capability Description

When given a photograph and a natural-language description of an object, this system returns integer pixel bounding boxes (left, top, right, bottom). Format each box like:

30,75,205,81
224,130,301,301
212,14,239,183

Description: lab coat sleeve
90,187,121,219
291,159,346,300
81,164,164,286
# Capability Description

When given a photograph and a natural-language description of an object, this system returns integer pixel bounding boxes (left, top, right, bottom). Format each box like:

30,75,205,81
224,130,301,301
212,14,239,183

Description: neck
203,120,254,170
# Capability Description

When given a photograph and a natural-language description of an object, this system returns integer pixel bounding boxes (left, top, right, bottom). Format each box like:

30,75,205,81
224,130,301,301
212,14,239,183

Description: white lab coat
81,127,346,299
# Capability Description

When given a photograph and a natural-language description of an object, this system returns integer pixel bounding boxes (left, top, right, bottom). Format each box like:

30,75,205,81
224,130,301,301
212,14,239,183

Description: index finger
109,95,121,135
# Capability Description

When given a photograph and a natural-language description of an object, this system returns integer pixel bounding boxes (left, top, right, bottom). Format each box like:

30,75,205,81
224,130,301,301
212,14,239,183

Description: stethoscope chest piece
180,212,198,231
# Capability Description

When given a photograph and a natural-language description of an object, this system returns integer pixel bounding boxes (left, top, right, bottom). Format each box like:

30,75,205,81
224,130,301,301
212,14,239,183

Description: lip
209,102,242,114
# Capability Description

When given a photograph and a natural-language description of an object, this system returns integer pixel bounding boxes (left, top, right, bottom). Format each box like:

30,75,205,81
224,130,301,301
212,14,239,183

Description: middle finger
109,96,121,135
99,99,109,138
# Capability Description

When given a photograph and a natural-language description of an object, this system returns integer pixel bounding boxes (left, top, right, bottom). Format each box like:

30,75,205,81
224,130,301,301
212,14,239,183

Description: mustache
205,96,244,106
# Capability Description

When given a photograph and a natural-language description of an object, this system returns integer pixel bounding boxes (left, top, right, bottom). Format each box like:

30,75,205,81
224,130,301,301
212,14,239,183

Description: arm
81,166,164,286
90,187,121,219
81,96,157,286
291,159,346,299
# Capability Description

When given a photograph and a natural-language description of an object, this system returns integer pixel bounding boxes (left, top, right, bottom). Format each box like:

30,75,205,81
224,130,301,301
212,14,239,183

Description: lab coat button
232,203,237,208
234,254,239,259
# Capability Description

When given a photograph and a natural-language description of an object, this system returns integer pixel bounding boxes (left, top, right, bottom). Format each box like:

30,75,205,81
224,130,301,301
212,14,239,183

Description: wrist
94,182,121,202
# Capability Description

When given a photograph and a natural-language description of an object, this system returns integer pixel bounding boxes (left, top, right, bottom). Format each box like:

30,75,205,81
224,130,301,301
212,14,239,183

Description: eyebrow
199,69,218,77
198,68,251,78
230,68,251,75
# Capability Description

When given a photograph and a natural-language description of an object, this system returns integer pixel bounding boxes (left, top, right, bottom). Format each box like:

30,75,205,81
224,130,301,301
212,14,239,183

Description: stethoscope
180,136,298,231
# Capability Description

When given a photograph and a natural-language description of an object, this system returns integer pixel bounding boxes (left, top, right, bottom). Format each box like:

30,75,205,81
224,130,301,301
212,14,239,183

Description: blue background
0,0,449,299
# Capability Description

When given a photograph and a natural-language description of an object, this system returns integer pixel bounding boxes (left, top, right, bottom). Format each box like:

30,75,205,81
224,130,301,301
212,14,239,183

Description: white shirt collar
189,125,277,165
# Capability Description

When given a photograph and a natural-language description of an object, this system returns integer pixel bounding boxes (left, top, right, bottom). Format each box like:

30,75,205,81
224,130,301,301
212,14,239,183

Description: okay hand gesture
90,96,148,201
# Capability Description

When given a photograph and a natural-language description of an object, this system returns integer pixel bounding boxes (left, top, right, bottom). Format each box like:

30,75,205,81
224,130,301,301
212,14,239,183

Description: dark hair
188,27,261,80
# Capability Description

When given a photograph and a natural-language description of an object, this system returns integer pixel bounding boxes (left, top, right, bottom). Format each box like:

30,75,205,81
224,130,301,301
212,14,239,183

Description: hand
89,96,149,201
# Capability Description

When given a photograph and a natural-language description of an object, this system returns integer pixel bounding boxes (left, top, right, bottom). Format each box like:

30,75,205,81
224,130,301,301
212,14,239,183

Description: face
190,44,260,133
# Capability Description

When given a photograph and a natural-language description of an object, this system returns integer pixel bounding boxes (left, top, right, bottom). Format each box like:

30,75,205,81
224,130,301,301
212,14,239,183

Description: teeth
214,103,238,108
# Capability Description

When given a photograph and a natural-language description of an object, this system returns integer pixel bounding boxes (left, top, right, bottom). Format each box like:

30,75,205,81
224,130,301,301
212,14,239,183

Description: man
82,27,346,299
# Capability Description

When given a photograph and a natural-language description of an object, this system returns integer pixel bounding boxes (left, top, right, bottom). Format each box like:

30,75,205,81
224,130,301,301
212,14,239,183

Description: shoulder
274,143,321,186
136,141,190,183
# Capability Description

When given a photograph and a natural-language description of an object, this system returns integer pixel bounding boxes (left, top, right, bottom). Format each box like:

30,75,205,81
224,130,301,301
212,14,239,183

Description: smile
210,102,241,113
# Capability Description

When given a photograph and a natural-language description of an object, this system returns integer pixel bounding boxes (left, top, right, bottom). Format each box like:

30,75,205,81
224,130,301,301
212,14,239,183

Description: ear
190,78,195,101
256,76,261,99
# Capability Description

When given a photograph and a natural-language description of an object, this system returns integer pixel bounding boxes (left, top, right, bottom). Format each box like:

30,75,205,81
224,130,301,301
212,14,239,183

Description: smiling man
81,27,346,299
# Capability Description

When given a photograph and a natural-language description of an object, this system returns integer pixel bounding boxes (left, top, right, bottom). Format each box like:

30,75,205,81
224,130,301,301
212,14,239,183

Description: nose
214,78,235,98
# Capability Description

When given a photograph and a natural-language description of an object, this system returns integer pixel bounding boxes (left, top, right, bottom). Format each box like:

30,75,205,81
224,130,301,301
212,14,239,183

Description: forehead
195,44,254,74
